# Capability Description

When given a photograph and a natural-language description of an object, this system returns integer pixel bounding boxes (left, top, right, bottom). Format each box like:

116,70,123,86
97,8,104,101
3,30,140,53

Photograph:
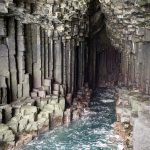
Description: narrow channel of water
22,88,122,150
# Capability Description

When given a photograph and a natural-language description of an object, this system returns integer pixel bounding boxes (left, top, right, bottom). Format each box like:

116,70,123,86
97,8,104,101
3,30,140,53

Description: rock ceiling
0,0,150,49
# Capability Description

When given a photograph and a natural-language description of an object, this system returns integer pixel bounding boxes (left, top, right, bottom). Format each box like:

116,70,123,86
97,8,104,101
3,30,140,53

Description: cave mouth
89,25,121,88
87,0,122,89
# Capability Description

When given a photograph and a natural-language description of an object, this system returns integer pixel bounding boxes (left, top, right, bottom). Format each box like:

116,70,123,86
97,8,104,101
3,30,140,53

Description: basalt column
31,24,42,89
53,30,62,85
0,0,92,148
62,37,66,93
16,21,25,89
48,32,54,93
65,38,71,92
7,17,18,102
0,17,9,104
78,39,85,89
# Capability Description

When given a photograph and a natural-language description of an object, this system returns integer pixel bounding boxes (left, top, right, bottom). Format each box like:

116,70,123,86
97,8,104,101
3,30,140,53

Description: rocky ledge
0,83,92,150
115,87,150,150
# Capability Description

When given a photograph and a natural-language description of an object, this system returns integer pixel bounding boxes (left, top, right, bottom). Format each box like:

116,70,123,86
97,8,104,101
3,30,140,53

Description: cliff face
90,0,150,91
0,0,91,148
0,0,89,104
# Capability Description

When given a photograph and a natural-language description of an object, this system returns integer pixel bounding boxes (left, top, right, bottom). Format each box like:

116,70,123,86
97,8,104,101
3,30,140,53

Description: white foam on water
21,88,123,150
117,144,124,150
101,99,114,103
95,141,108,148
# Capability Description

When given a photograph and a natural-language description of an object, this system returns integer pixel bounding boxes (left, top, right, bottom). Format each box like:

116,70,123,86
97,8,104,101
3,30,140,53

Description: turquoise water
22,88,120,150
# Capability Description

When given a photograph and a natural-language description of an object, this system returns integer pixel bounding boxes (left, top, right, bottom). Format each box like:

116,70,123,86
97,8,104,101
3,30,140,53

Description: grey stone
37,117,47,129
26,122,38,132
0,76,7,88
23,74,30,97
20,105,37,115
133,118,150,150
54,104,63,117
43,79,51,87
9,56,17,72
5,106,12,123
42,104,54,113
0,111,2,123
38,90,46,98
0,57,9,77
7,115,20,133
17,36,25,52
0,44,8,57
10,72,18,100
59,97,65,111
0,3,8,13
19,118,28,132
31,92,38,98
33,63,42,88
0,124,9,134
3,130,15,142
17,84,23,98
0,18,6,36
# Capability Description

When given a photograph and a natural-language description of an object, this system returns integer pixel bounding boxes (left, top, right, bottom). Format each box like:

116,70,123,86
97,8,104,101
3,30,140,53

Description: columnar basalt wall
89,0,150,149
98,0,150,93
0,0,93,148
88,0,150,91
0,0,89,105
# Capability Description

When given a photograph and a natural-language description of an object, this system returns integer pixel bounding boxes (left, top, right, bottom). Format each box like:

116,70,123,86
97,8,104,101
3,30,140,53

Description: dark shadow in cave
87,0,122,88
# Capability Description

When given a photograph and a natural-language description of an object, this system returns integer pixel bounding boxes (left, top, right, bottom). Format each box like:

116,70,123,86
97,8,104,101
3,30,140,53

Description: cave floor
21,88,123,150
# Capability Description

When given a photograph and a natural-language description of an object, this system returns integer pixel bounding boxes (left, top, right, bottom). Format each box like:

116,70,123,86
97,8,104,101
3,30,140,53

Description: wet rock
133,118,150,150
0,124,9,133
16,133,33,147
59,97,65,111
38,90,46,98
3,130,15,142
38,98,48,109
18,118,28,133
7,115,21,133
20,105,37,116
0,3,8,13
66,93,72,106
51,115,63,128
72,109,80,121
25,122,38,132
50,95,58,104
64,108,71,124
37,117,47,130
115,87,150,149
0,124,15,143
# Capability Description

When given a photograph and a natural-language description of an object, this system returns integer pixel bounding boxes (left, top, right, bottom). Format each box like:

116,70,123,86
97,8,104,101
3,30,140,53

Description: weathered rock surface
116,87,150,149
0,82,92,149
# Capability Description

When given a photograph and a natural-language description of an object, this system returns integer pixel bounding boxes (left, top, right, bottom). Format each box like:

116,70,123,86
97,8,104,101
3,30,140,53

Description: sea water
21,88,123,150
